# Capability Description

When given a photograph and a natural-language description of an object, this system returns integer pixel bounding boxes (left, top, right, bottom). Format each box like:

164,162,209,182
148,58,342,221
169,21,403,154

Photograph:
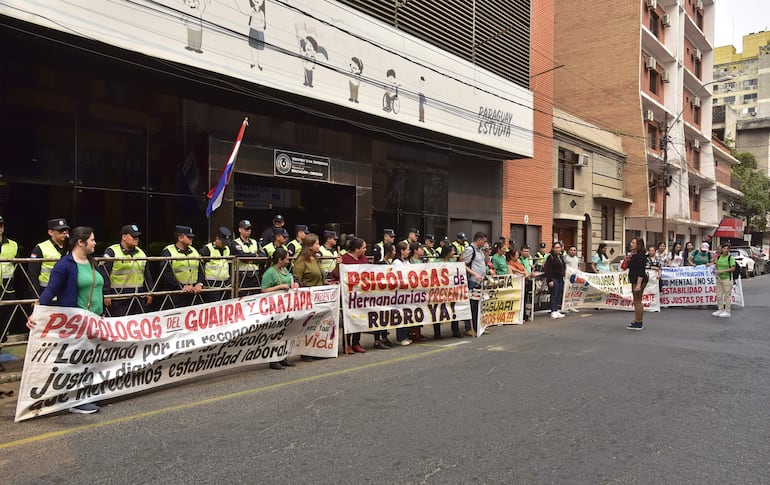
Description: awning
712,217,744,238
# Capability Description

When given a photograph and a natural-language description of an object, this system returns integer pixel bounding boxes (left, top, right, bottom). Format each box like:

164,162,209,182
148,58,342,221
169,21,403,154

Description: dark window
743,93,758,103
694,105,701,124
650,70,659,94
601,205,615,240
557,148,575,190
649,12,660,38
693,149,700,170
647,123,659,151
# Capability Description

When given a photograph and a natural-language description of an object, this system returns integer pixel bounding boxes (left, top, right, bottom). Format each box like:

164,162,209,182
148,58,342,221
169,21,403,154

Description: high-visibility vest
318,245,338,273
234,238,259,273
36,239,64,287
287,239,302,256
423,246,437,263
106,244,147,289
1,238,18,280
262,242,287,259
203,243,230,281
452,240,468,259
163,244,200,285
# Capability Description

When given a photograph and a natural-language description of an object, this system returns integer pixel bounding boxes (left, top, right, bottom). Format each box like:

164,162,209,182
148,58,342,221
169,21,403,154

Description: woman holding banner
261,248,299,369
683,242,695,266
372,243,396,348
591,243,610,273
491,242,508,275
334,237,369,353
670,242,684,267
435,245,463,339
26,226,108,414
392,241,412,345
625,237,648,331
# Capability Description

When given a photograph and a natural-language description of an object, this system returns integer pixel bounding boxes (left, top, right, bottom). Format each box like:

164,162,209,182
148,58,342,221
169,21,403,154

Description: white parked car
730,248,755,278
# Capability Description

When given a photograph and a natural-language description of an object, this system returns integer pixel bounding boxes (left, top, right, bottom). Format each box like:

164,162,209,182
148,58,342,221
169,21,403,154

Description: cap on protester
238,220,252,229
121,224,142,237
295,224,309,234
383,228,396,237
217,227,232,240
273,214,284,222
700,242,710,251
175,225,195,237
424,234,435,242
323,230,339,241
456,232,467,241
48,218,71,231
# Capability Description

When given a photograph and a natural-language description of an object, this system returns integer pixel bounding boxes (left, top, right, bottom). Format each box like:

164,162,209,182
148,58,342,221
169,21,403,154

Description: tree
732,151,770,232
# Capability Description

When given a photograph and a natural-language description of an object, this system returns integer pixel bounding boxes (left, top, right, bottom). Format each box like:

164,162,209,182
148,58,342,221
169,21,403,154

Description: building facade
0,1,536,253
554,0,719,248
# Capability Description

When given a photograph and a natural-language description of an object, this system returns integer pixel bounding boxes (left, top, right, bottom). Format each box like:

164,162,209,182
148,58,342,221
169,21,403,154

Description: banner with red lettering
339,262,472,334
659,266,744,307
561,268,661,312
478,274,525,336
15,286,339,421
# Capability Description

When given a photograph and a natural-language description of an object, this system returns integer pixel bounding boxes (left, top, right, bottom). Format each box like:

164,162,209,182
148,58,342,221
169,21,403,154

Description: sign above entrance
274,150,330,182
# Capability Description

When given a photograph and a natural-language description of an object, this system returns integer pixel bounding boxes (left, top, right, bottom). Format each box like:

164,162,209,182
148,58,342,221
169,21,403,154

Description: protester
408,241,427,341
656,241,671,267
372,242,396,348
434,244,462,338
463,232,488,336
625,237,648,331
591,243,610,273
261,247,299,369
689,242,714,266
543,241,566,319
507,249,528,277
670,242,684,267
646,245,662,277
682,241,696,266
27,226,107,414
491,242,508,275
292,234,324,361
712,243,735,318
334,237,369,352
519,245,534,320
392,241,413,345
564,245,580,271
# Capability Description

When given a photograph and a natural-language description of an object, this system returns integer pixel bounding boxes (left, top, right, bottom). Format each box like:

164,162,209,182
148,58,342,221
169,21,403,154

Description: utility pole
661,112,669,244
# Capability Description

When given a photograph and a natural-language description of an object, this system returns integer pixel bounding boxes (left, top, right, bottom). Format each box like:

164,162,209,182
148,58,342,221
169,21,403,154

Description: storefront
0,1,533,252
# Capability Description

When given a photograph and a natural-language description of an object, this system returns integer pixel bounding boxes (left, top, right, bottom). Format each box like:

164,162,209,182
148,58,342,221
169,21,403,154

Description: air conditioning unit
646,0,657,9
694,49,702,61
645,110,655,122
695,0,703,10
661,71,671,83
645,56,657,70
662,14,672,27
691,185,700,195
578,154,590,167
649,203,657,216
692,139,701,150
691,97,702,107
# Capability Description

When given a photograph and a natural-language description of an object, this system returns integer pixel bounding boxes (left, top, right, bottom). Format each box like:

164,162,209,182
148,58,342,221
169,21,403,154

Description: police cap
238,220,252,229
217,227,232,240
121,224,142,237
383,228,396,237
175,225,195,237
456,232,467,241
48,218,71,231
295,224,309,234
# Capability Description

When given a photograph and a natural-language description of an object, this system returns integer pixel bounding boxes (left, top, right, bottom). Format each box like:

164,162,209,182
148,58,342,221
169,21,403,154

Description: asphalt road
2,276,769,484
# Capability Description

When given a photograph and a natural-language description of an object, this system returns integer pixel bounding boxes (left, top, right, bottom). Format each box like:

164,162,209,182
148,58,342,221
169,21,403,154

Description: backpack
731,256,741,280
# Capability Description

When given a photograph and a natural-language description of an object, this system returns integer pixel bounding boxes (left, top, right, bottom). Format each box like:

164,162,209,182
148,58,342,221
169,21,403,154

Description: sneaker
625,322,644,331
69,402,99,414
719,311,731,318
398,339,412,346
551,312,565,319
279,359,296,367
373,340,391,350
711,310,723,316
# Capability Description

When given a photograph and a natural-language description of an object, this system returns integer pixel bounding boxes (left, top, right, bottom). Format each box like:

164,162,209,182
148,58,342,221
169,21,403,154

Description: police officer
199,227,232,303
259,227,289,259
534,242,548,271
287,224,308,257
401,227,420,247
0,216,20,338
159,225,204,308
230,220,260,295
102,224,153,316
372,228,396,263
318,231,339,279
423,234,437,262
29,218,70,297
451,232,469,259
339,233,355,256
260,214,285,244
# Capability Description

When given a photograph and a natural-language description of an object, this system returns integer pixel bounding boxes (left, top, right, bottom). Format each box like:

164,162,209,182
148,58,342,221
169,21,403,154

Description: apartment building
554,0,719,248
713,30,770,175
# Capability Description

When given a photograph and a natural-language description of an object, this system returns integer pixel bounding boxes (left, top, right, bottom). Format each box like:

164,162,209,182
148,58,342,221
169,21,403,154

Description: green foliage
732,151,769,231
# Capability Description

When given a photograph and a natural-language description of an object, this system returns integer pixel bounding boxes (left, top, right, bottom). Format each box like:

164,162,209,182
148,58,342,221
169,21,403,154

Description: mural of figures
348,57,363,103
418,75,426,122
383,69,399,114
247,0,266,70
183,0,209,53
296,23,328,88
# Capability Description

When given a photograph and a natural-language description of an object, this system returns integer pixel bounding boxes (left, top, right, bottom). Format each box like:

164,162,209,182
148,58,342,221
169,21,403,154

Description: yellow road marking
1,345,454,450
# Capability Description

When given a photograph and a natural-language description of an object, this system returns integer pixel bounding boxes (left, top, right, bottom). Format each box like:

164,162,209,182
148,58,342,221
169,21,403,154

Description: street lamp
660,75,734,243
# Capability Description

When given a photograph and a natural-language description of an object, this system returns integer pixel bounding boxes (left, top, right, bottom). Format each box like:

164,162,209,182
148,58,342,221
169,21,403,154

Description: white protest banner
339,262,472,334
659,266,744,307
15,286,339,422
562,268,660,312
478,274,525,336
